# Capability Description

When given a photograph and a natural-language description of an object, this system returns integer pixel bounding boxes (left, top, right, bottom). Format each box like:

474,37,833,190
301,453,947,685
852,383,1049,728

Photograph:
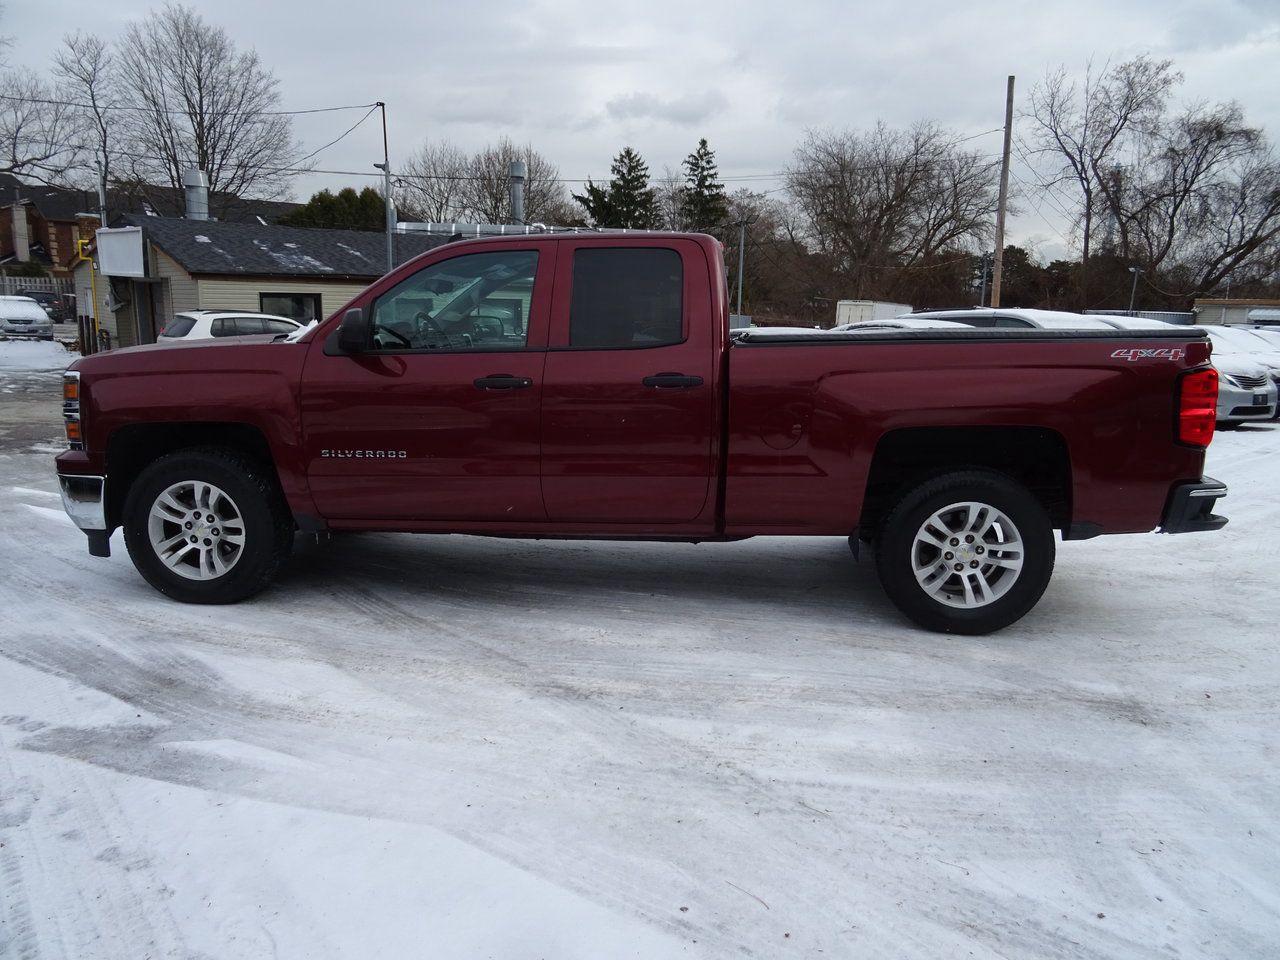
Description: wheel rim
146,480,245,581
911,500,1024,609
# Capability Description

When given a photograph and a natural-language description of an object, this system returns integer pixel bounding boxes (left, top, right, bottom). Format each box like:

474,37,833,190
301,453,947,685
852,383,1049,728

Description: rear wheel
874,470,1055,634
122,447,292,603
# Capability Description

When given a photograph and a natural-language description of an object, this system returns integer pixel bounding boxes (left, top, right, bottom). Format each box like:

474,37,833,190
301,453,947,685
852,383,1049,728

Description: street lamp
1127,266,1144,314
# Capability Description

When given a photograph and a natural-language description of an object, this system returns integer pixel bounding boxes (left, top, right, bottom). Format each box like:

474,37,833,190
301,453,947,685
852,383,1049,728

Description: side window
210,318,231,337
992,315,1034,329
370,250,537,352
264,319,298,334
570,248,683,348
234,317,266,335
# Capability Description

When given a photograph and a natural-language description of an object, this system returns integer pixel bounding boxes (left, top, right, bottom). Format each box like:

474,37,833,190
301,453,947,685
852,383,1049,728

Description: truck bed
724,325,1212,537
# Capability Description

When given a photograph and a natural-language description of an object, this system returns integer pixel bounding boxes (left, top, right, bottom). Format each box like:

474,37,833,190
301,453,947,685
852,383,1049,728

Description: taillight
63,370,83,450
1177,367,1217,447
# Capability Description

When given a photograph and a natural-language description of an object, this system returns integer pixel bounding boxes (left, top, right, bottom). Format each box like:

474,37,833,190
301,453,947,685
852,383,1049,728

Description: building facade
92,216,445,348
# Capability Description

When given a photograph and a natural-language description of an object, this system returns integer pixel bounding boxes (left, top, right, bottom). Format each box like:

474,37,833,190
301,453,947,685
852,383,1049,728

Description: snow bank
0,338,74,371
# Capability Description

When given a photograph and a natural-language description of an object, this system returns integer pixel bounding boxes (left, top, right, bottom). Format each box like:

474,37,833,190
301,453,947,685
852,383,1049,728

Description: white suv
158,310,303,341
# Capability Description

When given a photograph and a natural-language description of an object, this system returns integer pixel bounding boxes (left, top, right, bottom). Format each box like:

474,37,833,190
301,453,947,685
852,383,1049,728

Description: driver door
300,240,555,522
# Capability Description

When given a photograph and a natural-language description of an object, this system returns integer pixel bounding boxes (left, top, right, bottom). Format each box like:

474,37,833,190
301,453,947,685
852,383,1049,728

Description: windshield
1208,326,1269,353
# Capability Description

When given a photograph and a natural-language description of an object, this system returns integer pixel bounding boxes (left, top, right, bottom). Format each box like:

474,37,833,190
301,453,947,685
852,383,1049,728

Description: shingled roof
124,215,450,280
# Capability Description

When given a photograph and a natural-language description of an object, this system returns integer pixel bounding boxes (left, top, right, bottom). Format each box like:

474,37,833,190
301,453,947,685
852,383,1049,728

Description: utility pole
990,75,1015,308
735,219,751,316
374,102,394,273
1127,266,1143,313
94,158,107,226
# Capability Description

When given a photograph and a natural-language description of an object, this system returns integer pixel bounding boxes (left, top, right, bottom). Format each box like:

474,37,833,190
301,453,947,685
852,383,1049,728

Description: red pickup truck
55,232,1227,633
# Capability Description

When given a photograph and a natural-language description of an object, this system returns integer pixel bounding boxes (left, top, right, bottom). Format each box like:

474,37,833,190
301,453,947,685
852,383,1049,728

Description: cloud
605,90,730,125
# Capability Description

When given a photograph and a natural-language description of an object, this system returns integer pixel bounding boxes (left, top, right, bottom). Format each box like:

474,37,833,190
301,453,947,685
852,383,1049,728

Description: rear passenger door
539,239,716,524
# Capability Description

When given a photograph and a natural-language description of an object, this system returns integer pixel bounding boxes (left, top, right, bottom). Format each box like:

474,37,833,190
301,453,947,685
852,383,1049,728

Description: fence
0,275,75,298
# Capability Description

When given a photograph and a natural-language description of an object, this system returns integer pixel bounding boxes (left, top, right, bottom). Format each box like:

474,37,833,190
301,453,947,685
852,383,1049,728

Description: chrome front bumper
59,474,106,530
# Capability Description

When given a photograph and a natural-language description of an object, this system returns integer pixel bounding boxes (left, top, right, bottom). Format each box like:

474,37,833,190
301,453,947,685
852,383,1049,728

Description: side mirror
337,307,368,354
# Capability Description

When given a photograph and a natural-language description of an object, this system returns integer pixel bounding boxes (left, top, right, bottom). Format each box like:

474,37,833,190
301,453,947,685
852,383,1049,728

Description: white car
1204,328,1280,422
902,307,1123,330
158,310,303,341
832,317,972,331
0,295,55,340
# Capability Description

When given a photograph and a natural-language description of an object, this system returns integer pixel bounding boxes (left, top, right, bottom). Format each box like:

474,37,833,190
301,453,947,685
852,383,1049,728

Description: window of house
569,248,683,349
260,292,323,322
369,250,538,351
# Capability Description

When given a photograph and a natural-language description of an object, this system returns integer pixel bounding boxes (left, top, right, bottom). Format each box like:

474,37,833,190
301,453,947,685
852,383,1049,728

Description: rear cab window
569,248,683,349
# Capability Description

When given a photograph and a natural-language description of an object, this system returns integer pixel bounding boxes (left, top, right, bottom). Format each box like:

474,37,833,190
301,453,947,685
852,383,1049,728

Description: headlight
63,371,83,450
1221,373,1242,388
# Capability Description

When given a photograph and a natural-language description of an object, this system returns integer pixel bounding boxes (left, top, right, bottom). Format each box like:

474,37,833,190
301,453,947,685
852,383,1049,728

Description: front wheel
122,447,293,603
874,470,1055,634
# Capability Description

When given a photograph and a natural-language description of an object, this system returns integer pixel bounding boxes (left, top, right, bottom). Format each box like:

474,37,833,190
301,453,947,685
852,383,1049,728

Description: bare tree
653,165,685,230
53,31,118,189
397,140,469,221
786,122,999,298
463,137,573,224
1112,103,1280,296
396,137,575,225
1025,57,1179,265
114,2,301,202
0,69,83,184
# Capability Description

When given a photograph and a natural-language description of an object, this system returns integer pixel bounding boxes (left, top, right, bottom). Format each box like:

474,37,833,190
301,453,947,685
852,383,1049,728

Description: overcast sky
8,0,1280,257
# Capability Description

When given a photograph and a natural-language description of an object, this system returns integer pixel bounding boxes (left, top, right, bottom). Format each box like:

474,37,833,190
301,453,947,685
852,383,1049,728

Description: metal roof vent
183,168,209,221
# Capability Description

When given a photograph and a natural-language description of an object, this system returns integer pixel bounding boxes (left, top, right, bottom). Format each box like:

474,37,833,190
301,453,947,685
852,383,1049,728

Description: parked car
903,307,1128,330
56,233,1228,635
832,317,971,331
0,295,55,339
1204,327,1280,421
1248,327,1280,350
158,310,303,341
16,289,69,321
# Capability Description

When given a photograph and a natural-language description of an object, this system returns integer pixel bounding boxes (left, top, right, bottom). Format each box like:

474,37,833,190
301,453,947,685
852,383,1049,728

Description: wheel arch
858,426,1073,541
104,422,283,530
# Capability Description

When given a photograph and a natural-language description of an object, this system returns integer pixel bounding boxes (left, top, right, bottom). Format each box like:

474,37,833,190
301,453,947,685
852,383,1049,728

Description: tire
874,470,1055,635
122,447,293,604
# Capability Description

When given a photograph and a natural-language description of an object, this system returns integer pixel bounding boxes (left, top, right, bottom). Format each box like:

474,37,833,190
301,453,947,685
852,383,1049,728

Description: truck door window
569,248,683,348
369,250,537,351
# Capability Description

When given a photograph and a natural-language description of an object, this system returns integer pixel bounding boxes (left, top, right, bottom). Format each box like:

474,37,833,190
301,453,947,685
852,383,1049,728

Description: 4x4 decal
1111,347,1186,362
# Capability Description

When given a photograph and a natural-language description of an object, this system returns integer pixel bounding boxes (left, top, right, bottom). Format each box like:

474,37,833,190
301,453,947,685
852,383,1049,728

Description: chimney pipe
508,160,526,224
183,168,209,220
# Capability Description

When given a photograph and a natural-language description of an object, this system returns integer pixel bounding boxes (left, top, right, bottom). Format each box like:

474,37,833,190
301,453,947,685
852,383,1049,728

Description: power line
0,92,381,116
293,105,379,166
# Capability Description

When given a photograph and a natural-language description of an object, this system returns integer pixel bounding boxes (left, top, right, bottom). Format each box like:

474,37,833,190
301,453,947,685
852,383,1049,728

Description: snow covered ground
0,339,74,372
1,365,1277,958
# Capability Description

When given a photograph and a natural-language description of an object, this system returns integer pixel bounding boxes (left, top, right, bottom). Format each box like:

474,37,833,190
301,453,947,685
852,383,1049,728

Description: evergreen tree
573,147,659,228
280,186,387,231
679,138,727,232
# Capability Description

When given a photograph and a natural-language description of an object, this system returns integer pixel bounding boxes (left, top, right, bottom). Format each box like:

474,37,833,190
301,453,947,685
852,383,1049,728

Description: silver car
0,295,55,340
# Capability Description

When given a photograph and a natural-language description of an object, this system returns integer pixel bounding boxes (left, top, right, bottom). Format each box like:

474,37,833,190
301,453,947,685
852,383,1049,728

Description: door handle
642,373,704,389
473,374,533,390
